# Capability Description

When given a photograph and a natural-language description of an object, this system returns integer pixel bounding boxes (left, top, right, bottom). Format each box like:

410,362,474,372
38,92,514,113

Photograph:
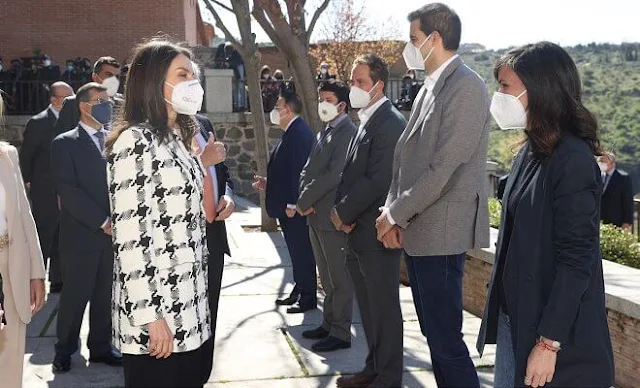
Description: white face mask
321,68,328,75
598,162,609,173
270,109,281,125
43,60,51,67
165,80,204,115
349,81,379,109
490,90,528,130
318,101,341,122
402,34,434,71
101,76,121,97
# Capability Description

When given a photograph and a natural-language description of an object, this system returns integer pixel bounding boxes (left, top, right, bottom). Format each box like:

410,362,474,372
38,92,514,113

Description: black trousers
345,247,403,387
279,215,317,306
55,248,113,356
123,339,214,388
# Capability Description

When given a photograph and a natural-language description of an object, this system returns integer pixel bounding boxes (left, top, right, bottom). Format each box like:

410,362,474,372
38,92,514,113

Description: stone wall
0,115,30,147
465,229,640,388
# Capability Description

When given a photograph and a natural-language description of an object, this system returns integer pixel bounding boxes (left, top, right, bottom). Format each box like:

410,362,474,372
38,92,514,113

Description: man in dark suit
332,55,406,388
54,56,122,136
50,83,121,372
19,81,74,293
195,114,236,377
253,91,317,314
297,81,357,352
598,152,634,229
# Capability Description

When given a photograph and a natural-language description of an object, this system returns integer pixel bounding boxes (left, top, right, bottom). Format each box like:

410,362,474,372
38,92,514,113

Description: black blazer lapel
77,126,106,162
346,101,392,164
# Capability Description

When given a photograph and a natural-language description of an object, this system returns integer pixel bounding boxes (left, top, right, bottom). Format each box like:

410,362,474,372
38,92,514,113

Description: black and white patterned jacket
107,123,211,355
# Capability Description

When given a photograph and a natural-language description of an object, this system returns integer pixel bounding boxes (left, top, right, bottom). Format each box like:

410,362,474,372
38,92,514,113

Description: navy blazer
477,135,614,387
266,117,314,219
196,114,234,256
601,169,634,227
51,125,112,252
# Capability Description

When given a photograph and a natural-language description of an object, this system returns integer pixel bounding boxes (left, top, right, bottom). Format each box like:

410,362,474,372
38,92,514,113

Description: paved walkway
22,198,496,387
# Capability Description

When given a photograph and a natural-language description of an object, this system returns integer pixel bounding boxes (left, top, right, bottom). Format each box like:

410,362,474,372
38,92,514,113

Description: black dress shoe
312,336,351,352
52,355,71,373
49,283,63,293
275,295,299,306
302,326,330,339
89,349,123,366
286,303,317,314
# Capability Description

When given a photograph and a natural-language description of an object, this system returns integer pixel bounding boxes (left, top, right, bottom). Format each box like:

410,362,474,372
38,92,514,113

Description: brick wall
0,0,200,65
464,246,640,388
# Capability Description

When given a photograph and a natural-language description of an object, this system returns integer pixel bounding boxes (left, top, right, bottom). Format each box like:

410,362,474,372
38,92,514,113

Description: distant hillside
458,43,640,172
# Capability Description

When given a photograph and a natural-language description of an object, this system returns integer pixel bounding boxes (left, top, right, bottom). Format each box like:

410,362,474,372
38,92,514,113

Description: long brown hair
105,39,197,154
494,42,602,157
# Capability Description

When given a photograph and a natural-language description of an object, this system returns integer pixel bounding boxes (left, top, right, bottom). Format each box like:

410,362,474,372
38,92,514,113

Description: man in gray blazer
333,55,407,388
297,81,357,353
376,4,490,387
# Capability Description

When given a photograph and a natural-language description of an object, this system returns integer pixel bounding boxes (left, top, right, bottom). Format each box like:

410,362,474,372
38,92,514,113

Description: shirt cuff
100,217,110,229
225,185,233,198
385,209,397,225
287,204,297,210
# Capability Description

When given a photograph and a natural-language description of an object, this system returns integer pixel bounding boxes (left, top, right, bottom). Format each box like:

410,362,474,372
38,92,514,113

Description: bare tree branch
251,3,282,47
202,0,244,55
209,0,233,13
307,0,331,44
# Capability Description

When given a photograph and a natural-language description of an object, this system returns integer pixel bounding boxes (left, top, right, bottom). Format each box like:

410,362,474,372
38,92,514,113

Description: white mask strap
516,90,527,99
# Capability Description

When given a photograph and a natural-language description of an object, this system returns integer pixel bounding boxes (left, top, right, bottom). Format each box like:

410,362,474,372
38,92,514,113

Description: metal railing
1,79,89,115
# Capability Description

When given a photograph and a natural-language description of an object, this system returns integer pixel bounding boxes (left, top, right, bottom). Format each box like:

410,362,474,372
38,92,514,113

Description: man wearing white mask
376,4,490,387
597,152,634,230
54,56,122,136
253,91,317,314
332,55,406,388
297,81,356,352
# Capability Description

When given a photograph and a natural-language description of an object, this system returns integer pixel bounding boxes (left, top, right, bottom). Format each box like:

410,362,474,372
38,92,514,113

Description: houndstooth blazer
107,123,211,355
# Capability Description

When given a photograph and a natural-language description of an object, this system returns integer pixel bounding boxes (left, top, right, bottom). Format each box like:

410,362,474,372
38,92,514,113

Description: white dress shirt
79,121,107,152
0,180,6,236
284,115,300,132
49,104,60,119
357,96,389,129
386,55,459,226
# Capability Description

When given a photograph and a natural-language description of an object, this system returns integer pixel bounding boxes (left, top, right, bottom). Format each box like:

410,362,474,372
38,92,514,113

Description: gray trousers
308,224,353,341
346,247,403,387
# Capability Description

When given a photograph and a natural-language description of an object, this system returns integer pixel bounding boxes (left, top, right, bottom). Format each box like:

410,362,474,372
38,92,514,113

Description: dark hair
494,42,601,157
273,69,284,80
352,54,389,92
105,40,197,154
280,90,303,114
93,56,121,75
260,65,271,76
408,3,461,51
318,80,350,113
76,82,107,104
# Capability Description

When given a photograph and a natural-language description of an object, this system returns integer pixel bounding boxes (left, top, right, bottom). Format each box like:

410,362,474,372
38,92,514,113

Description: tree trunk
289,46,323,133
244,56,278,232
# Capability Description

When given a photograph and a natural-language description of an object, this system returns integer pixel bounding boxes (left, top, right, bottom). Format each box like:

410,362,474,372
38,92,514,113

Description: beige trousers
0,248,26,388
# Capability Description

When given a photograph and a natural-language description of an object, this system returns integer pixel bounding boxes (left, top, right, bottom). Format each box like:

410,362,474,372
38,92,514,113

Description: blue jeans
405,253,479,387
494,309,516,387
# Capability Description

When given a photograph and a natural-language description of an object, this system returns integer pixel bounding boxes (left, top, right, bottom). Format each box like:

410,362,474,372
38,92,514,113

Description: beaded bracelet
536,338,561,353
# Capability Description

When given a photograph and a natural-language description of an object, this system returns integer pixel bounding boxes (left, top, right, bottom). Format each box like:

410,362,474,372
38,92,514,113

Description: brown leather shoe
336,372,377,388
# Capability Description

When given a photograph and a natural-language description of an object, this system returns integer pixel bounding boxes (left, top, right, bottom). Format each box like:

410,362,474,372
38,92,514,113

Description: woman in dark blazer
477,42,614,388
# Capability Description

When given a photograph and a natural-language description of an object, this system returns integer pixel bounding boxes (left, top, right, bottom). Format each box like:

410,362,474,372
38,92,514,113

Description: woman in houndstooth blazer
105,40,218,388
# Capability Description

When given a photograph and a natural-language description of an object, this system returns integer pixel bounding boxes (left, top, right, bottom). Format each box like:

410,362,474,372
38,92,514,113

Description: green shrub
487,198,640,269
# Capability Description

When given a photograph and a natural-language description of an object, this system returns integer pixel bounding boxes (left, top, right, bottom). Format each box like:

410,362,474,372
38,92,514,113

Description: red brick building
0,0,209,65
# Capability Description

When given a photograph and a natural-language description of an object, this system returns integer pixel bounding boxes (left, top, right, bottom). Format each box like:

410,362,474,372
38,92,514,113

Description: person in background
118,63,130,95
106,39,225,388
253,91,317,314
317,62,336,83
597,152,634,230
477,42,614,388
333,54,406,388
379,5,490,387
19,81,74,294
54,56,122,136
260,65,279,112
0,90,47,388
51,83,122,373
224,42,247,111
61,60,76,86
297,80,356,352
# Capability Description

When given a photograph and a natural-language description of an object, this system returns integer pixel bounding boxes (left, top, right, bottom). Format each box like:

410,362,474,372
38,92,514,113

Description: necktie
94,130,105,153
603,173,611,191
320,126,333,143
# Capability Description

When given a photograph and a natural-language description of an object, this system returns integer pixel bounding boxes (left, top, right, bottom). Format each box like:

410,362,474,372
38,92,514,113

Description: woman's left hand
30,279,45,315
525,342,557,387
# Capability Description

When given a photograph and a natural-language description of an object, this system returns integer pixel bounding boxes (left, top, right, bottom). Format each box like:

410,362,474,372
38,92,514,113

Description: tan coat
0,141,45,324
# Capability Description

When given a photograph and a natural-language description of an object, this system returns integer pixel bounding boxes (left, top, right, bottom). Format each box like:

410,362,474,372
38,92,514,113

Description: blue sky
202,0,640,49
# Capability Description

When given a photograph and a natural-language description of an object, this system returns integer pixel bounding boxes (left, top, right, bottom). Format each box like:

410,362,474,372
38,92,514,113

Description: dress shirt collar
358,96,388,128
79,120,104,136
327,113,348,130
425,54,459,91
284,116,300,132
49,104,60,119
